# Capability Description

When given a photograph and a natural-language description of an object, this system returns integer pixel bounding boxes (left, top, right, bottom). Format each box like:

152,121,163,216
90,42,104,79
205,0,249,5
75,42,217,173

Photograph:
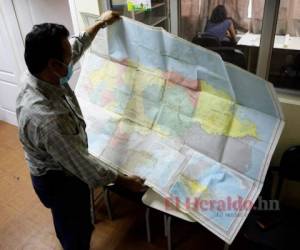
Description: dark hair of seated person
24,23,69,75
210,5,227,23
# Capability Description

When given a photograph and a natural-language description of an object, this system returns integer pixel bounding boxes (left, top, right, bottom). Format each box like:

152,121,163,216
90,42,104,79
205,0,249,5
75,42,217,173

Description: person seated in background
203,5,236,45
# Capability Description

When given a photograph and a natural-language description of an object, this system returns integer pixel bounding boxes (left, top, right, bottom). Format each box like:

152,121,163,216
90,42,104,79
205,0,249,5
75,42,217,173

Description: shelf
133,2,166,15
149,16,167,26
112,0,169,31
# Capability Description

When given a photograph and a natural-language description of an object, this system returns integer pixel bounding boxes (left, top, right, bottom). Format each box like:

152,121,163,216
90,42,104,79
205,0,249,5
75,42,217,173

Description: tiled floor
0,121,256,250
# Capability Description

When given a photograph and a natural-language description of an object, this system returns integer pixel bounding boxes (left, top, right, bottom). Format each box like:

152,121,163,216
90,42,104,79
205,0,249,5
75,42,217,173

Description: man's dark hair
210,5,227,23
24,23,69,75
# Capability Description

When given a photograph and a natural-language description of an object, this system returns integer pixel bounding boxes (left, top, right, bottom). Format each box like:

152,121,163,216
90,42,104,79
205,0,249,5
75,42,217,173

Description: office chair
220,39,237,47
192,34,221,48
192,34,246,69
192,34,237,48
196,46,246,70
213,47,247,69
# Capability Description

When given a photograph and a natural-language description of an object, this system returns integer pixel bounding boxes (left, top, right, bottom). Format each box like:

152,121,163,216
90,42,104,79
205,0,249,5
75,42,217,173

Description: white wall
74,0,100,30
272,93,300,165
271,92,300,207
76,0,99,13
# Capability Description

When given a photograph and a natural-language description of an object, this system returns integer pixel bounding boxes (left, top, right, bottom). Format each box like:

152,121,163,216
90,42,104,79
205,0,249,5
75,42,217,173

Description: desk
237,32,300,50
237,32,300,71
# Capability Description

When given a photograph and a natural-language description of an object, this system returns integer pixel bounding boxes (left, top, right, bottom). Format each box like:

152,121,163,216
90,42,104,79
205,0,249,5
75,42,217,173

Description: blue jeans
31,170,94,250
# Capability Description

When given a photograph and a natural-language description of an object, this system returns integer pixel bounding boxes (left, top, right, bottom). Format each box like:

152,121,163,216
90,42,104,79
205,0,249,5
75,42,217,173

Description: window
179,0,300,91
268,0,300,90
179,0,265,74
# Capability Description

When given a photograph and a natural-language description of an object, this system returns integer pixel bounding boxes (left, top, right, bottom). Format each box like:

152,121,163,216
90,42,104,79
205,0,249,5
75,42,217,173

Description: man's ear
48,58,63,74
48,58,56,71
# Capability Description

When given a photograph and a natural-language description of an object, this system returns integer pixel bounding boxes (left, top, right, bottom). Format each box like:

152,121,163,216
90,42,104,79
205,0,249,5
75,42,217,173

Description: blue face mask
55,62,73,86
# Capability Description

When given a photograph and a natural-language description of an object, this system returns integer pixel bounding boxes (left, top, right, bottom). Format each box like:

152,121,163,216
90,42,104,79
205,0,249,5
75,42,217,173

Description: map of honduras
75,17,284,244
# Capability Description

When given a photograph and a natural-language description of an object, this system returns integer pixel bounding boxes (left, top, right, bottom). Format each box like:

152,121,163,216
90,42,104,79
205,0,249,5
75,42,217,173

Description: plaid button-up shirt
16,32,117,188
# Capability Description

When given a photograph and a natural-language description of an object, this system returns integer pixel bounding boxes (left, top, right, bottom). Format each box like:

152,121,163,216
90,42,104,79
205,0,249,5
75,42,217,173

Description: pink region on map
164,71,200,91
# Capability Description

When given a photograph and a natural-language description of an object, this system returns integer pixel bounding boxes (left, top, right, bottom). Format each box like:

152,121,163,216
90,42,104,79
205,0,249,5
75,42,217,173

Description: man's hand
115,174,147,193
98,10,120,27
86,11,120,41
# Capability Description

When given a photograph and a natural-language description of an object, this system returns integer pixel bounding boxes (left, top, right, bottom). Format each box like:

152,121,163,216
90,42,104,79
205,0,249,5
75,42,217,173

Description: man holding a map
16,10,146,250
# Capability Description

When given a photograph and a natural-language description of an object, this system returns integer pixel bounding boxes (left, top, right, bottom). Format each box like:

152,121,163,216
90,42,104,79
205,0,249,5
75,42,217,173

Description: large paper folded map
75,17,284,244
